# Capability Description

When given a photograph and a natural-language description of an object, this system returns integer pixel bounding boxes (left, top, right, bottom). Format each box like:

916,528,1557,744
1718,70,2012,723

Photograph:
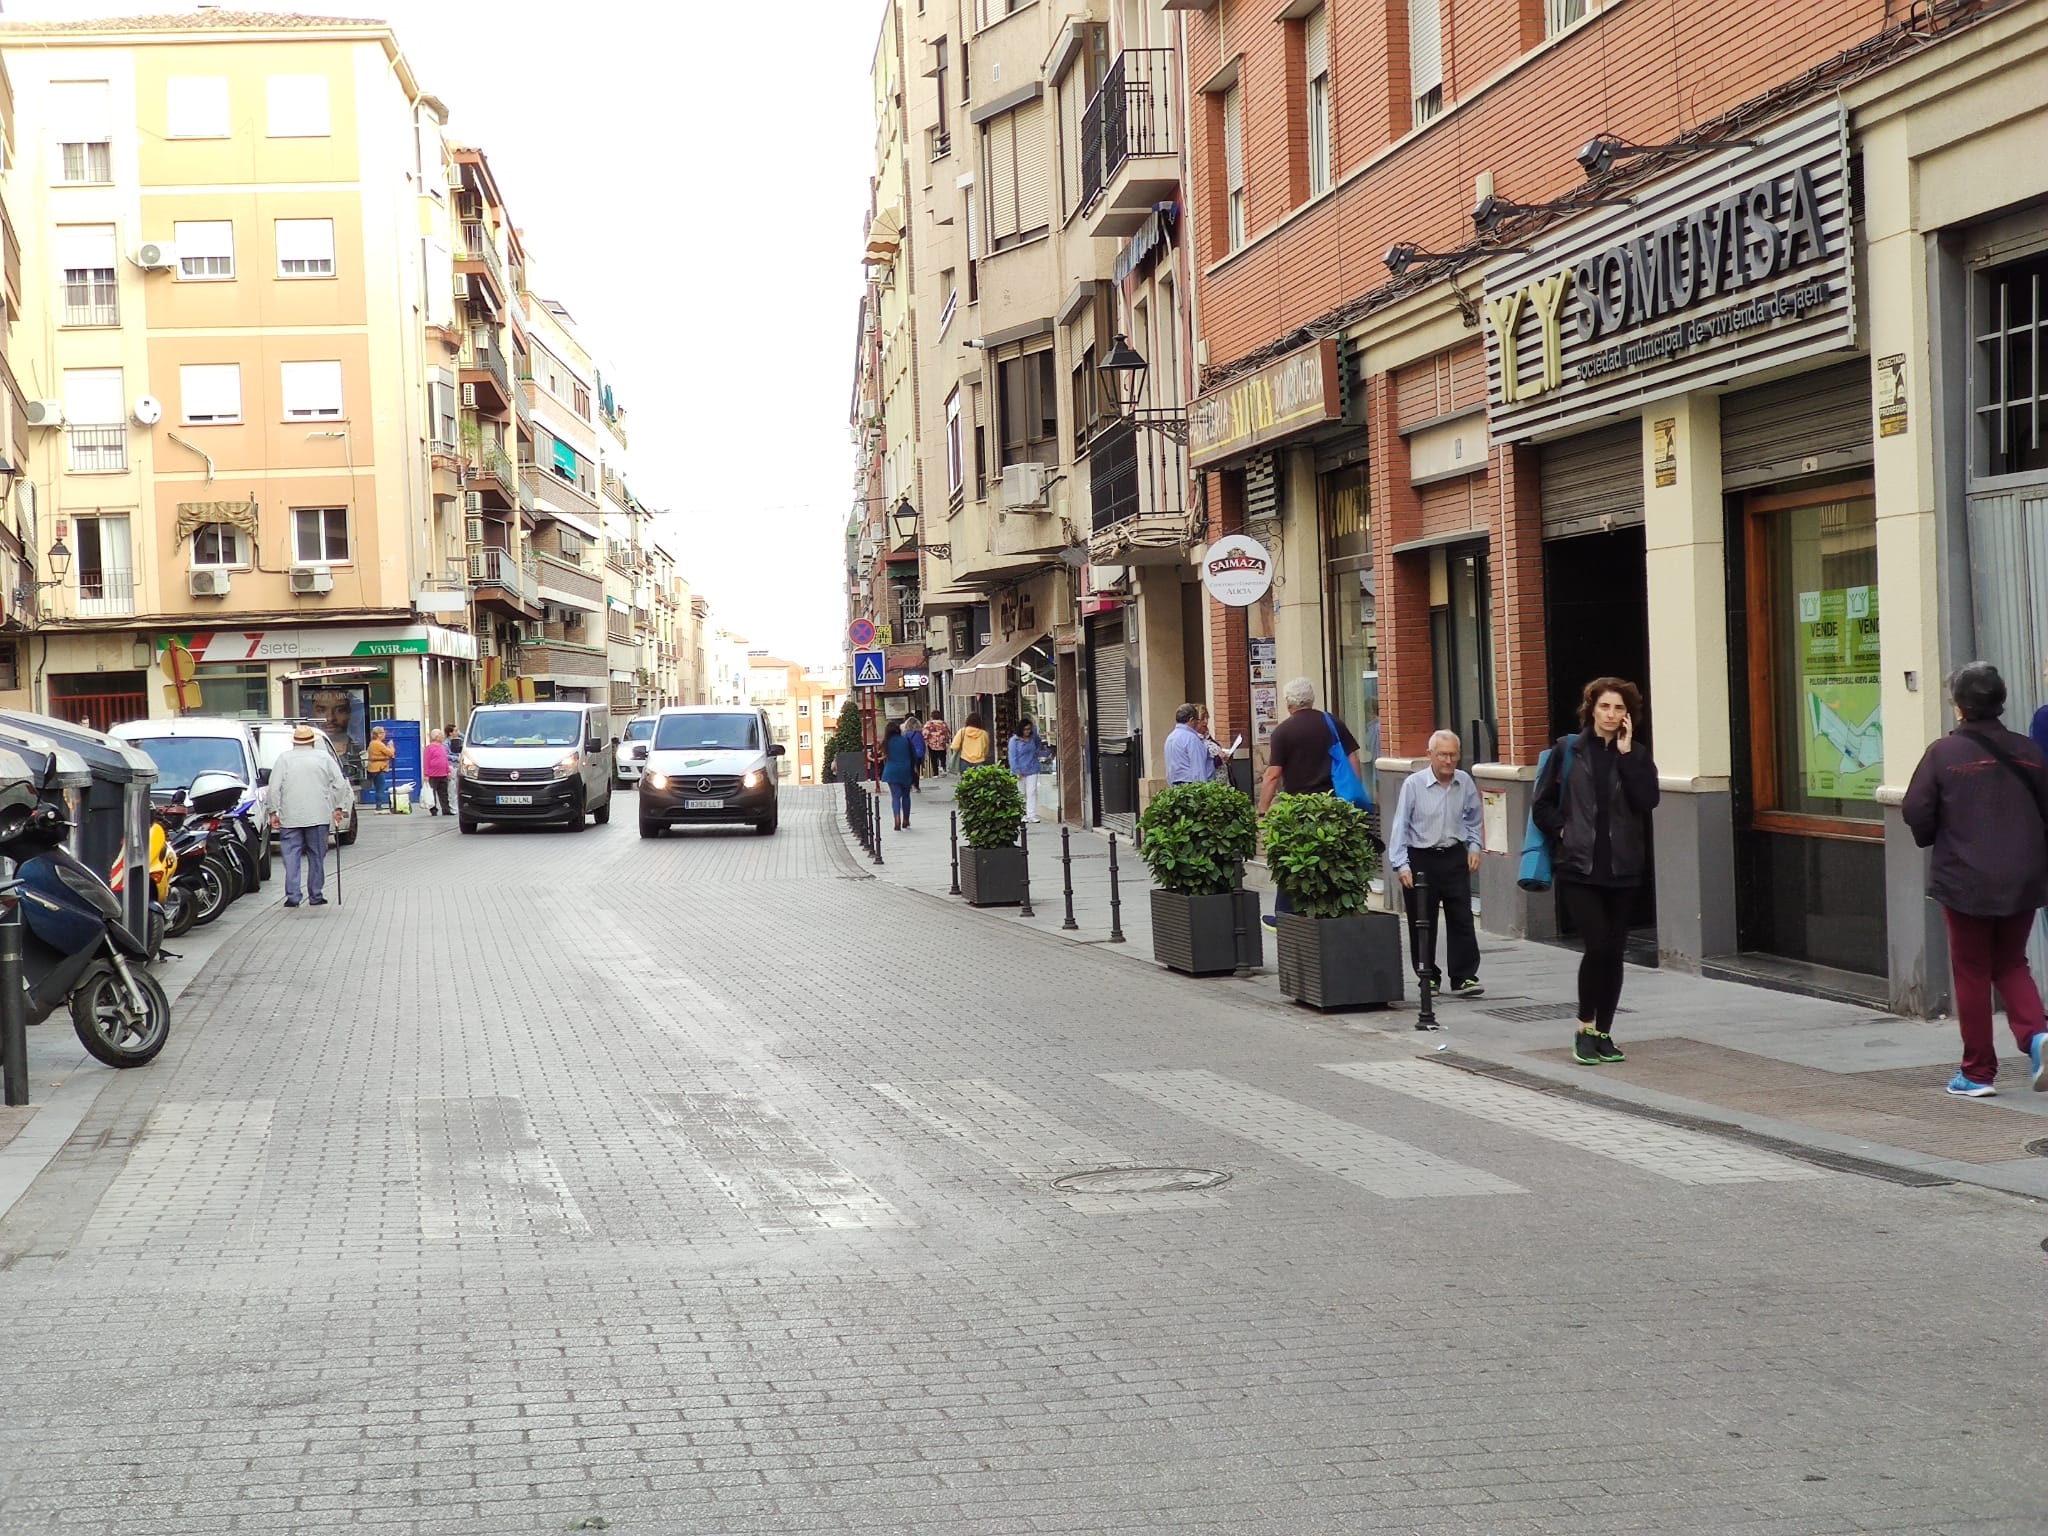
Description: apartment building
4,11,476,729
0,53,28,708
1178,0,2048,1013
515,293,607,705
749,653,846,786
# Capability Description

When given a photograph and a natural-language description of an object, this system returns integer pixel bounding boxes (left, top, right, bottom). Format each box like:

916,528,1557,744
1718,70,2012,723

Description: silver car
615,715,657,785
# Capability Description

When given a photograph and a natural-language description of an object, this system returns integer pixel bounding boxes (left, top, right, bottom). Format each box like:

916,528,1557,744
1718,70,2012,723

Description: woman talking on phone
1531,677,1660,1066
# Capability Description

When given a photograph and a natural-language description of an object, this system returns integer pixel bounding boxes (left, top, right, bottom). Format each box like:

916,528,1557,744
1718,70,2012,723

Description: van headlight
743,768,764,789
645,772,669,790
459,753,479,780
554,754,580,778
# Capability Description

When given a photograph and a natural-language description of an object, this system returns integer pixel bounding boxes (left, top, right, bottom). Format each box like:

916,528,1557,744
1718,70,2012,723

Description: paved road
0,788,2038,1534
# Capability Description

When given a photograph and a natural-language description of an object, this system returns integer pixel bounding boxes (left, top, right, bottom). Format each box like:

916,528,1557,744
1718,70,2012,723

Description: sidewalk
832,774,2048,1200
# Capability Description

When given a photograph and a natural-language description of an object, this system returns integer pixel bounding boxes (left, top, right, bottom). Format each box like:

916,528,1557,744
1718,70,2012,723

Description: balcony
521,638,607,683
530,464,601,521
459,338,513,416
1081,49,1180,238
1087,413,1197,566
605,538,632,575
467,545,540,617
1,201,18,310
477,440,519,502
2,354,28,467
45,566,136,622
67,424,127,473
535,551,604,611
455,221,508,306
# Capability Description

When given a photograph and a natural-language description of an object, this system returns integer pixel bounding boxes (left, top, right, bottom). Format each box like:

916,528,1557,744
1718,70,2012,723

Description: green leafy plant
1137,781,1257,896
956,764,1024,849
483,680,515,704
1261,792,1379,919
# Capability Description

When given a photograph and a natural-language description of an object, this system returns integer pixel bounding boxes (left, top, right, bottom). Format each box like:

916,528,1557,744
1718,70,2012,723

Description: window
281,360,343,420
62,369,125,471
946,387,964,496
974,0,1026,24
56,226,118,326
997,349,1059,468
550,435,578,481
193,663,267,718
1410,0,1445,127
166,76,230,138
266,75,331,138
799,732,812,749
1974,252,2048,477
74,514,134,611
798,702,810,717
1305,6,1333,198
572,382,590,420
191,522,247,567
432,379,458,450
174,220,234,280
52,80,112,183
932,40,951,158
1546,0,1589,36
276,218,335,277
293,507,350,564
981,102,1051,251
1223,85,1247,251
179,363,242,424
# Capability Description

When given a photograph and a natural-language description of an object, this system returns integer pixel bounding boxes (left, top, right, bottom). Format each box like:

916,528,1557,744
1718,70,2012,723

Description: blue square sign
852,649,887,688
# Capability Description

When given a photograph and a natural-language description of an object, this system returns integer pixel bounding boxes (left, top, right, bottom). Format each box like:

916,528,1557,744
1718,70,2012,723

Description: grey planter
1275,909,1405,1010
961,845,1026,907
833,749,867,786
1150,889,1263,976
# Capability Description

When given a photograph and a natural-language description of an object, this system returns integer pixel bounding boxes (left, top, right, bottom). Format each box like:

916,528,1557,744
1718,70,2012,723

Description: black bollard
1018,825,1034,917
1059,827,1078,930
1411,869,1439,1031
1107,832,1126,943
948,811,961,896
0,899,24,1107
870,786,885,866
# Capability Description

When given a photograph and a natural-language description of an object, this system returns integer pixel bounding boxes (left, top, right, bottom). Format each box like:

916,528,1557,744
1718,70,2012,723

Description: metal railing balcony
467,545,537,605
67,424,127,473
457,221,507,299
1080,48,1178,217
51,565,137,620
2,202,19,305
479,440,518,499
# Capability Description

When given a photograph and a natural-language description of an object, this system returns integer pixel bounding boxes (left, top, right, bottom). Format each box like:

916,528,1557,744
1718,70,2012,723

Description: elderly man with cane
268,724,352,909
1387,729,1486,999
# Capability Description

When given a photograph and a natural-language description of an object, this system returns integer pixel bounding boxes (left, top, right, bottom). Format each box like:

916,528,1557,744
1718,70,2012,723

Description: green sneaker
1572,1029,1604,1065
1593,1033,1625,1063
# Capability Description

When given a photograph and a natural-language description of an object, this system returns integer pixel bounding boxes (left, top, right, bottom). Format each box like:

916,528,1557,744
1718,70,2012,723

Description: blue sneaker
1945,1071,1996,1098
2031,1034,2048,1093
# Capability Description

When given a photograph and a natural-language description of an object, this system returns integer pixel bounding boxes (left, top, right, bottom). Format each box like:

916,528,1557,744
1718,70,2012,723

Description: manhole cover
1051,1166,1231,1195
2025,1138,2048,1158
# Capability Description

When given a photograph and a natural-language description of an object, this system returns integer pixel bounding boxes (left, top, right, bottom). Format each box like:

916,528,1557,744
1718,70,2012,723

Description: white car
111,715,274,879
251,720,359,846
615,715,657,785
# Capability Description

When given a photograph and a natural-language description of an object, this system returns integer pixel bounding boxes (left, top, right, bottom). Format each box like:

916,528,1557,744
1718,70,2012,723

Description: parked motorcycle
149,820,191,945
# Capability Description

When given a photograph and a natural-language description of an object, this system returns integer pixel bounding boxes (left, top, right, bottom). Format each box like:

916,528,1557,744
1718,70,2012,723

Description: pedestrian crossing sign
852,649,887,688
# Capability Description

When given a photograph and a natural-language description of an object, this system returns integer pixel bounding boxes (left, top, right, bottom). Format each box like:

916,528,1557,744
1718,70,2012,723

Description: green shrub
1260,792,1379,919
829,703,867,757
1137,781,1257,896
483,680,514,705
956,764,1024,849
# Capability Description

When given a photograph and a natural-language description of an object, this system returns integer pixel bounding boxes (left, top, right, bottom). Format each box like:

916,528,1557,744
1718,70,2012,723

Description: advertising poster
1251,683,1279,744
1797,585,1882,799
304,686,369,785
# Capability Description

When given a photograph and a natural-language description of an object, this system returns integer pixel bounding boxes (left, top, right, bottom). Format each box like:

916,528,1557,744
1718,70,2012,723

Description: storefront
1319,458,1379,762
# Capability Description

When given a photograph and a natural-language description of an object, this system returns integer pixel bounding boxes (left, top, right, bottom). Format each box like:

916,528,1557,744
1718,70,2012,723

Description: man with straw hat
267,724,351,909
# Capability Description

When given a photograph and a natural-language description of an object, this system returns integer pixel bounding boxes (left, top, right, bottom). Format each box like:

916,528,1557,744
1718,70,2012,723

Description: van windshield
622,718,656,743
131,737,246,792
655,713,758,751
467,709,583,748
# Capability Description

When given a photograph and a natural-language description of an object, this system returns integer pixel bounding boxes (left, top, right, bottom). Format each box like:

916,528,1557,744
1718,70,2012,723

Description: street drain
1052,1166,1231,1195
2025,1138,2048,1158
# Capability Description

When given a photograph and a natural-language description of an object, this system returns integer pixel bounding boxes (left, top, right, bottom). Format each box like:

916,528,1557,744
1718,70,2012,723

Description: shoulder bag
1323,712,1372,811
1517,735,1576,892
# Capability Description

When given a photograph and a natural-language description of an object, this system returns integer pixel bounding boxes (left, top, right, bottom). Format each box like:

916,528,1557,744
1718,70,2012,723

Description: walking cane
331,816,343,909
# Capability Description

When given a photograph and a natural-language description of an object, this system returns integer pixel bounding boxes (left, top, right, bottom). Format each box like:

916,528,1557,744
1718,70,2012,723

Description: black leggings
1559,880,1633,1031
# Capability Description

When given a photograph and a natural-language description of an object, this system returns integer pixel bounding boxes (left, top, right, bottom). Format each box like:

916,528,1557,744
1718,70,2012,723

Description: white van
111,715,273,878
457,701,615,832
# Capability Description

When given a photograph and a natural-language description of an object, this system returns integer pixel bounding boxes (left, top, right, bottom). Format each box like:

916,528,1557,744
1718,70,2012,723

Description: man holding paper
1165,704,1221,785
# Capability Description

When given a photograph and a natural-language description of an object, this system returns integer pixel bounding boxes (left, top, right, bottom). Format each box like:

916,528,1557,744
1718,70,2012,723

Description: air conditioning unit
1001,461,1051,509
464,491,482,513
452,273,471,299
188,568,231,597
460,383,477,407
24,400,63,429
133,241,177,271
289,566,335,595
465,516,485,543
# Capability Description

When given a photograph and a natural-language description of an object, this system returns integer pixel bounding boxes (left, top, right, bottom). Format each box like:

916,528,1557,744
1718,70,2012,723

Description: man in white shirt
1386,729,1485,998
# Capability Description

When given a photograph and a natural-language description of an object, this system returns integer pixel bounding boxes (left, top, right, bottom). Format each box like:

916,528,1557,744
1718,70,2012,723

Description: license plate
496,794,534,806
685,798,723,810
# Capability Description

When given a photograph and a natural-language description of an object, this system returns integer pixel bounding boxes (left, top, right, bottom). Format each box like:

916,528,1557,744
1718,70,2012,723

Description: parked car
111,716,272,881
637,705,783,838
457,702,614,833
615,715,657,785
249,720,360,846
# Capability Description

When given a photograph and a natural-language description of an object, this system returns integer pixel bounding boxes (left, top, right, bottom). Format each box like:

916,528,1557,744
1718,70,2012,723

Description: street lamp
1097,333,1150,418
890,497,918,545
46,536,71,584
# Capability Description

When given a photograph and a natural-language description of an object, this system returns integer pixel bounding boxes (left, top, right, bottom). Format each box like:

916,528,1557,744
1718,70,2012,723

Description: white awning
953,629,1046,696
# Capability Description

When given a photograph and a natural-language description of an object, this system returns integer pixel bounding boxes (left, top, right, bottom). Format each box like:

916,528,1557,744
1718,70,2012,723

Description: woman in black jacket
1532,677,1661,1065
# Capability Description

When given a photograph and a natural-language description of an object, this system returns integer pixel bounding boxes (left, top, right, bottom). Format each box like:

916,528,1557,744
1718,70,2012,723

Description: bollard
1018,825,1034,917
1107,833,1126,943
0,901,24,1108
1230,859,1247,971
870,786,885,866
948,811,961,896
1411,869,1439,1031
1059,827,1078,930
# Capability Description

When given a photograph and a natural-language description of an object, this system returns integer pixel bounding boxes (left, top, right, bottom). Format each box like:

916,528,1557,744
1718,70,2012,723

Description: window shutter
1223,86,1245,192
51,80,111,141
62,368,124,426
1305,6,1329,81
1409,0,1443,96
983,116,1018,246
281,360,343,418
166,77,229,137
179,364,241,422
1013,102,1051,237
276,218,334,265
174,220,234,261
56,225,117,271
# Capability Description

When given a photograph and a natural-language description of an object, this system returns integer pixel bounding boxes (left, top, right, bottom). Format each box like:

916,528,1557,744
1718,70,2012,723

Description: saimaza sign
1201,534,1275,608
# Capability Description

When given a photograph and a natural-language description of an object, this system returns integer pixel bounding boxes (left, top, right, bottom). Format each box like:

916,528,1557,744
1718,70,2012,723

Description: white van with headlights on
637,705,783,837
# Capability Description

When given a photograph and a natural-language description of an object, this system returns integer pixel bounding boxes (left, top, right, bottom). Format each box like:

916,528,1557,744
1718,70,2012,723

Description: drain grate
1478,1003,1582,1023
1052,1166,1232,1195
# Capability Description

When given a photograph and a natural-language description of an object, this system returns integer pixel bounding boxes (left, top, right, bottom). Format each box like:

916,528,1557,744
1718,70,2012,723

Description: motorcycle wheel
164,887,198,940
191,857,234,926
233,836,261,892
70,966,171,1068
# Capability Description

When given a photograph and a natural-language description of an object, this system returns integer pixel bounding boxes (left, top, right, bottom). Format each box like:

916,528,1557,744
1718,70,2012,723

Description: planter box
1150,889,1263,976
961,845,1026,907
834,749,868,786
1276,910,1405,1010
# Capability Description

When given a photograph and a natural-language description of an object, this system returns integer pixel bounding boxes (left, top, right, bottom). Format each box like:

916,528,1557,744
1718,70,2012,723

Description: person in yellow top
952,712,992,771
365,725,396,813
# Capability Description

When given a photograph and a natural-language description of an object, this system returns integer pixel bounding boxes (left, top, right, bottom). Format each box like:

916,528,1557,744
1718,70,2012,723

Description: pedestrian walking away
366,725,396,812
879,718,918,831
1531,677,1660,1065
1009,716,1044,822
953,712,991,772
1165,703,1219,786
423,728,454,816
1902,660,2048,1098
1257,678,1366,925
904,711,927,792
923,714,950,777
1388,729,1485,998
268,724,353,909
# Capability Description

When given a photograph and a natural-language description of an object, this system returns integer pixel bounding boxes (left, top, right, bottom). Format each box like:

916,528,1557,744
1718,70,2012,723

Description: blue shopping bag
1517,736,1574,891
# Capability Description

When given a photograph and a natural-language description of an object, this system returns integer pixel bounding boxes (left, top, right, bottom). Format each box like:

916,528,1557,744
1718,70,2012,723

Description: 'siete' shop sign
1482,101,1856,443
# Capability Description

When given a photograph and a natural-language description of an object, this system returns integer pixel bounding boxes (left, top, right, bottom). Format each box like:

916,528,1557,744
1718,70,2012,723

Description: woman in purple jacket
1902,662,2048,1097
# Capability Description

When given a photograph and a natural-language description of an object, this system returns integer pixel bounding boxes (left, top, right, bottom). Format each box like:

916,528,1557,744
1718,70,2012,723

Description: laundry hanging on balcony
174,499,258,547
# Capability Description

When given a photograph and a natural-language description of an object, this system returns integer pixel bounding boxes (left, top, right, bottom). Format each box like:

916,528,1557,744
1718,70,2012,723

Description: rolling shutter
1409,0,1443,97
1305,7,1329,81
1013,101,1051,237
1538,419,1643,540
1720,360,1873,489
1092,617,1128,739
983,114,1017,248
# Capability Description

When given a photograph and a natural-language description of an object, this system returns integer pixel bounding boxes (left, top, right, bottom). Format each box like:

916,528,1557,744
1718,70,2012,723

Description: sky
12,0,881,667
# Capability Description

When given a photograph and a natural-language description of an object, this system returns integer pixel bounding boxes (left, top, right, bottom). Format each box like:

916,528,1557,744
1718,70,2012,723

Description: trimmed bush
956,764,1024,849
1261,792,1379,919
1137,781,1257,896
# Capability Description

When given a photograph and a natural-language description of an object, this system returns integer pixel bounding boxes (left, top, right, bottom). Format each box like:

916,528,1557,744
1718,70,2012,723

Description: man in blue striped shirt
1386,729,1485,999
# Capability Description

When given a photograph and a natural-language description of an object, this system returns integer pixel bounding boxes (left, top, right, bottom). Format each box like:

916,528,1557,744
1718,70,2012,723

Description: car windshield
467,709,582,748
132,737,246,792
622,718,656,743
655,713,758,751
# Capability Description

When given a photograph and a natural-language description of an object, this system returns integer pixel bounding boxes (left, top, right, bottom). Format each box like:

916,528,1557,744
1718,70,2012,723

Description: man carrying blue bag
1258,678,1373,926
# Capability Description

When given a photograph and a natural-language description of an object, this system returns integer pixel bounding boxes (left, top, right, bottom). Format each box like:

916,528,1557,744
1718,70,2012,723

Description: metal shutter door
1720,359,1872,489
1538,419,1643,539
1093,618,1128,739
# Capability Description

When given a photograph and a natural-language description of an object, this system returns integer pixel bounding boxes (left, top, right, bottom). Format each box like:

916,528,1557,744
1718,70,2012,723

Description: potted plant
1262,792,1403,1009
956,764,1026,906
1137,781,1262,975
827,703,867,785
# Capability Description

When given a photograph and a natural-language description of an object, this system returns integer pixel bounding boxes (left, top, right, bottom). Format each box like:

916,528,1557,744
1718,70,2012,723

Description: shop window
1743,487,1882,832
1322,464,1380,760
195,662,267,718
1431,542,1493,761
1974,252,2048,478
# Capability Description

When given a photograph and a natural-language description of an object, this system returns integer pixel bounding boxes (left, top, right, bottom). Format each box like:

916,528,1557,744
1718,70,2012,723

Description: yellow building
2,11,477,729
0,51,28,701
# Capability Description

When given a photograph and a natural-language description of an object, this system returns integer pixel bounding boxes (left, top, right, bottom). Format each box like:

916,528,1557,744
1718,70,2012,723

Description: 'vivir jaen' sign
1482,101,1856,443
1189,338,1342,469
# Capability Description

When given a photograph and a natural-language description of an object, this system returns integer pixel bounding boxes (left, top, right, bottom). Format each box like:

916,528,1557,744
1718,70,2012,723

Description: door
1431,542,1495,761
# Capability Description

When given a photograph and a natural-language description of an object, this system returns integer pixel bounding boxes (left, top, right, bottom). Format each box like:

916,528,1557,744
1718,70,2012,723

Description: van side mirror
256,768,272,787
766,742,786,757
585,737,602,754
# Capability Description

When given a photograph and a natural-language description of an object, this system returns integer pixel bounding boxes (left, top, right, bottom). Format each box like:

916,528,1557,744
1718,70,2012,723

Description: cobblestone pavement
0,787,2040,1534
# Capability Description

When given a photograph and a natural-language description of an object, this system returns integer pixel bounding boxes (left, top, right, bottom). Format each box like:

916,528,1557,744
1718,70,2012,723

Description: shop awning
864,206,903,262
953,629,1046,696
